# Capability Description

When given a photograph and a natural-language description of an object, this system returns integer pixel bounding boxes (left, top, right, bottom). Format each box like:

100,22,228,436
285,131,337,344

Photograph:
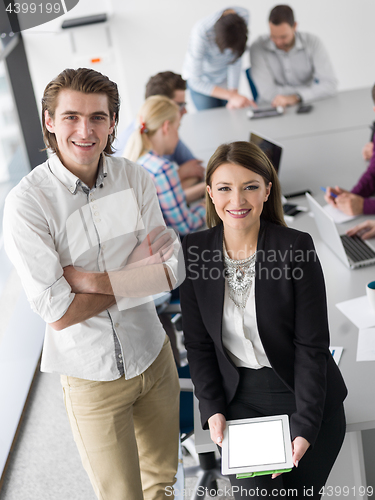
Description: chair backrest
246,67,258,102
178,364,194,435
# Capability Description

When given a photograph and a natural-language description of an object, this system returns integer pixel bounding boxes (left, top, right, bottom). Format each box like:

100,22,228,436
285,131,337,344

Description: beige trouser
61,336,180,500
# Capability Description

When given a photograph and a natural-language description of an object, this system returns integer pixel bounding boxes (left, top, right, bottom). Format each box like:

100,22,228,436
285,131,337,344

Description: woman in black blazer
180,142,347,499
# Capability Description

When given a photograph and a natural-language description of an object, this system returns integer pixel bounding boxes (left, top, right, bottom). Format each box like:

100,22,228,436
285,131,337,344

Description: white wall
23,0,375,132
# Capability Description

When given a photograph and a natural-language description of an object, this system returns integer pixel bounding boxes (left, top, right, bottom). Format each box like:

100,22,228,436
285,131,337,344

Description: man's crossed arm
49,227,176,331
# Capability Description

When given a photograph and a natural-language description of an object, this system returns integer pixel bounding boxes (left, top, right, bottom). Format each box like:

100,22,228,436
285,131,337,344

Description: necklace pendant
236,269,244,280
223,242,257,310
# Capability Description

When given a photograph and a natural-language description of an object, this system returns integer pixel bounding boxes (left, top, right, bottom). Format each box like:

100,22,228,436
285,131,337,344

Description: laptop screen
250,133,283,174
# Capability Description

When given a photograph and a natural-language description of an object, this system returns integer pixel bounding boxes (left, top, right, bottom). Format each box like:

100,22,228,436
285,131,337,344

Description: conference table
180,87,375,498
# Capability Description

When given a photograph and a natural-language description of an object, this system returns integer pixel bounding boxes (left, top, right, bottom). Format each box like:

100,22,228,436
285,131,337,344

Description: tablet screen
228,419,286,469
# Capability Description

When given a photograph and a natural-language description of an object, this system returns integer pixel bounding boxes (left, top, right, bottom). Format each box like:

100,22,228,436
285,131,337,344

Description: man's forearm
211,86,236,100
87,263,174,298
49,293,116,331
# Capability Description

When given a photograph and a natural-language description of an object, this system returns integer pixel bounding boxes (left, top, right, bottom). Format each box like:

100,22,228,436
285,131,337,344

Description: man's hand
226,91,255,109
272,436,310,479
178,159,205,182
347,220,375,240
362,142,374,161
126,226,174,268
208,413,226,447
271,94,300,107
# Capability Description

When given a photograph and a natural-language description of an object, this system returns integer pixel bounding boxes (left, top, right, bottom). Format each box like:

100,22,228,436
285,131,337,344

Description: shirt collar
47,153,107,194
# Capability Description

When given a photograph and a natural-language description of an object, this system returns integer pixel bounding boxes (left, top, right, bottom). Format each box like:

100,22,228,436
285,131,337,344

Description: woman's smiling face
207,162,271,233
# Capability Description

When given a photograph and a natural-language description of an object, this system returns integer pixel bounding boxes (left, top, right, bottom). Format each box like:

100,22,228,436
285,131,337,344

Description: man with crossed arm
4,67,183,500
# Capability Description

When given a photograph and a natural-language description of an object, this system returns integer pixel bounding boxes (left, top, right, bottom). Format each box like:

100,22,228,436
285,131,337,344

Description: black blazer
180,219,347,446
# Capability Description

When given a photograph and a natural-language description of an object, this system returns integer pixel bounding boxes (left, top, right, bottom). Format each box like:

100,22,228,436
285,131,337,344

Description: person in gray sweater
250,5,337,107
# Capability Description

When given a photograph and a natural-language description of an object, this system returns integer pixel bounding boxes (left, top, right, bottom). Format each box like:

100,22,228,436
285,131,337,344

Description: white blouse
222,278,271,369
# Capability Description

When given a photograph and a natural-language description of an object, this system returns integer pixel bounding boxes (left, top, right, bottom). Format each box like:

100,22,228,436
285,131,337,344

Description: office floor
0,369,234,500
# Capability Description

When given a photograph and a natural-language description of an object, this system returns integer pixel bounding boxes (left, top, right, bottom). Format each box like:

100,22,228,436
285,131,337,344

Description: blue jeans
188,85,227,111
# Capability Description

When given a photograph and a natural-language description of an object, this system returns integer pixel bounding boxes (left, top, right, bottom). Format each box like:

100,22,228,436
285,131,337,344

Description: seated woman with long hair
180,141,347,499
125,95,205,236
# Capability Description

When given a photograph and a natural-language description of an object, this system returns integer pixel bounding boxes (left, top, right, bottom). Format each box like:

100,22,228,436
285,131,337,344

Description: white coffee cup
366,281,375,313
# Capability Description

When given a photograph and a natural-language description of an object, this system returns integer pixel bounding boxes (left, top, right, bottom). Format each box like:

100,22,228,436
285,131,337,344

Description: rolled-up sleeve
3,193,74,323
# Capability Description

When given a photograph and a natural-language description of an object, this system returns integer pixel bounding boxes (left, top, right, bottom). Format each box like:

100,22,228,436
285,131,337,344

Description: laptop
249,132,283,175
306,192,375,269
250,133,306,216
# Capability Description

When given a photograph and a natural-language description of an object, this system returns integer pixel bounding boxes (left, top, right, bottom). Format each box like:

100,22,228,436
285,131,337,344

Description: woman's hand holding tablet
208,413,226,447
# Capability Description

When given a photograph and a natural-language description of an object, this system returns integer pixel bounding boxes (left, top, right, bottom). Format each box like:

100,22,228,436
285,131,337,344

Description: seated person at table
250,5,337,107
180,141,347,498
325,84,375,216
116,71,205,190
183,7,255,111
125,95,205,236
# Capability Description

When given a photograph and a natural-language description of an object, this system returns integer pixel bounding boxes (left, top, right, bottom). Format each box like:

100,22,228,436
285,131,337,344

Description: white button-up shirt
3,153,182,381
222,280,271,369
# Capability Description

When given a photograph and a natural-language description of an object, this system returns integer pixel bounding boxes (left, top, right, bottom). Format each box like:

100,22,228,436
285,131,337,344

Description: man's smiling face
45,89,115,181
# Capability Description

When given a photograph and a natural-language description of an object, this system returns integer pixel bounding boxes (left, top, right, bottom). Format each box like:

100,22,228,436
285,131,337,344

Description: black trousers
226,367,346,499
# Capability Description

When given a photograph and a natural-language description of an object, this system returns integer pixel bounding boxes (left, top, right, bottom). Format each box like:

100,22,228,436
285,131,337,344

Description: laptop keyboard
341,235,375,263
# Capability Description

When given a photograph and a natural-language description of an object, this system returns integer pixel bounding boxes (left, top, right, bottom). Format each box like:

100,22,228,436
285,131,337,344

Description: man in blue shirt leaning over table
183,7,255,111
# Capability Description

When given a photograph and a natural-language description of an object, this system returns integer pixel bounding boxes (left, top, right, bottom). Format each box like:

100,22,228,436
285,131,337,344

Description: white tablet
221,415,293,478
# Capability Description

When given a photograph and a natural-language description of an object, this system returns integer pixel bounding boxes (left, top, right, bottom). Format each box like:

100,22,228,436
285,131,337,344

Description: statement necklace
223,242,256,310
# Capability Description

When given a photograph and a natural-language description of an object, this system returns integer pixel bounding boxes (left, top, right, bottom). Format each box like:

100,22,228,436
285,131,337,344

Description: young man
3,68,182,500
183,7,255,111
325,84,375,216
116,71,204,187
250,5,337,107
